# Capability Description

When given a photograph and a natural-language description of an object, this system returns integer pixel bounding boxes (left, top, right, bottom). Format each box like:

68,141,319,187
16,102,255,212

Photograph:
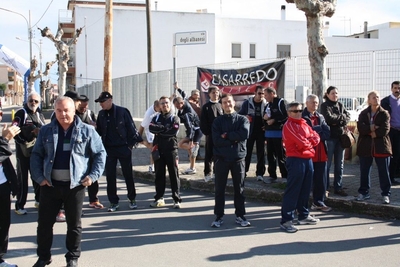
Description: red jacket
283,117,320,159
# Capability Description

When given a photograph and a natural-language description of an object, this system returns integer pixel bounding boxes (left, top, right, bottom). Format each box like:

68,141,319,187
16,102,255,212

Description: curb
126,168,400,220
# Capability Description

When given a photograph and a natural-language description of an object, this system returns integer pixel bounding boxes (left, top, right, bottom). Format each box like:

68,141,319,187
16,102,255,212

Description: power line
31,0,54,28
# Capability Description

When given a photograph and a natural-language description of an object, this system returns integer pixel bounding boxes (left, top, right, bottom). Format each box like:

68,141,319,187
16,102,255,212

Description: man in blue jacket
31,96,106,267
211,93,250,228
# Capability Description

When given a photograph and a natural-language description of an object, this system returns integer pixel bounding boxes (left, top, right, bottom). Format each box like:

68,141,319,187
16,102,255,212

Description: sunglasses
289,110,302,113
29,99,39,104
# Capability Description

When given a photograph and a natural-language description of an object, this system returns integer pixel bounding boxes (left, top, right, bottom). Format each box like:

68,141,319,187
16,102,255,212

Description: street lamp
0,8,32,64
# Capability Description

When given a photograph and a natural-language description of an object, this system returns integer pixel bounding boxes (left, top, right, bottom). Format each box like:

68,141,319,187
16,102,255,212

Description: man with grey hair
13,91,46,215
31,96,106,267
302,94,331,212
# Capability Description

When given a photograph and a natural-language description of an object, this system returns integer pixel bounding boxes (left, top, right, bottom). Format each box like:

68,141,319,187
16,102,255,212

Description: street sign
175,31,207,46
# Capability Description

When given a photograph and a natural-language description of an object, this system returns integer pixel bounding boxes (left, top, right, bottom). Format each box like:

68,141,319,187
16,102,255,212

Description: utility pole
103,0,113,93
146,0,153,73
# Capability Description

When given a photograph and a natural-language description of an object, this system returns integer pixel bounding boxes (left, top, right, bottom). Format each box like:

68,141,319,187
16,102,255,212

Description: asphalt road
6,179,400,267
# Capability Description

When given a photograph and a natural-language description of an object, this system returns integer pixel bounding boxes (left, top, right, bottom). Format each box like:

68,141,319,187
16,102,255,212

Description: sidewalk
130,144,400,219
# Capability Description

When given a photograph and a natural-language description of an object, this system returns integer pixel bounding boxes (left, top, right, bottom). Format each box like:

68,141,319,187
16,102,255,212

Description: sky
1,0,399,83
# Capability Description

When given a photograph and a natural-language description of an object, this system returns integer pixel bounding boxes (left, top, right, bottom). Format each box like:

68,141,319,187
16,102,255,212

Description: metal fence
78,49,400,118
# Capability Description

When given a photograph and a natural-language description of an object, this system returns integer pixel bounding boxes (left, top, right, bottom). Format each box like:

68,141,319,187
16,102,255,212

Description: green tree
0,83,6,91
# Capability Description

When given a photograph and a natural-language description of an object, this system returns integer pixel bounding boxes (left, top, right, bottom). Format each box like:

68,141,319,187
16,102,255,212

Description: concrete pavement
130,143,400,219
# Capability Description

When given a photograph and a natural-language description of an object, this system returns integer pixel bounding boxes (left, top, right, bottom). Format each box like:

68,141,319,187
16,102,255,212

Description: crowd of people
0,81,399,266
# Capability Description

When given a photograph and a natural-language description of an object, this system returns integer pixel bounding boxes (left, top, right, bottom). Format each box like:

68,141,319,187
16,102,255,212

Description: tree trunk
286,0,337,102
306,14,328,103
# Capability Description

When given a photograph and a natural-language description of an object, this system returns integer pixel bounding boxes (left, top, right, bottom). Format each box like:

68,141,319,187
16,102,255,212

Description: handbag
19,138,36,157
340,128,356,148
151,145,160,161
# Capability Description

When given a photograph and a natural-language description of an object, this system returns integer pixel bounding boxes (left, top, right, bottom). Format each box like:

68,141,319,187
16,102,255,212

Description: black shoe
391,179,400,185
334,189,348,197
66,259,78,267
32,258,52,267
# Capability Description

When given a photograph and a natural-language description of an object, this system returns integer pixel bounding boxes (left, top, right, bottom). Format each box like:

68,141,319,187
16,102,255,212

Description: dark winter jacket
176,101,201,140
320,98,350,139
96,104,142,148
302,109,330,160
0,137,19,197
238,97,267,135
264,97,288,131
356,105,392,157
212,112,249,161
14,103,46,144
380,95,393,115
76,109,96,124
149,112,180,153
200,100,223,136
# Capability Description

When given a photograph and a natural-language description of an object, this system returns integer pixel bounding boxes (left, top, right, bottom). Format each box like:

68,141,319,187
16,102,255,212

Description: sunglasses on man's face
289,110,302,113
29,99,39,104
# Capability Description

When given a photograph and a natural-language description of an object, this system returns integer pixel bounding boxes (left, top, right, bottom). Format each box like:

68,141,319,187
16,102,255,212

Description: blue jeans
281,157,313,223
326,138,345,191
358,156,391,196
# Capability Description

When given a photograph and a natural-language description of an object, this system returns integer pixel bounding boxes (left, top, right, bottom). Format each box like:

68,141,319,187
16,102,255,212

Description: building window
250,43,256,59
277,44,291,58
232,43,241,58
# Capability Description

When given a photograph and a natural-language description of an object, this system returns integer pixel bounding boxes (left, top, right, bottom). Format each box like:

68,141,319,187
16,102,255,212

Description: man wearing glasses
280,102,320,233
13,92,46,215
95,92,142,212
239,85,267,181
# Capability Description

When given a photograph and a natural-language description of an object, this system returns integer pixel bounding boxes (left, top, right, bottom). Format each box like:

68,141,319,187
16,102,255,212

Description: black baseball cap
64,90,86,101
95,91,113,102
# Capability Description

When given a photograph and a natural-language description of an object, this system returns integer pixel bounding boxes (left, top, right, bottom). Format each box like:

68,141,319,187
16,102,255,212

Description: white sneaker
150,198,165,208
383,196,390,204
15,209,27,215
183,168,196,174
204,174,213,182
0,260,18,267
298,215,320,225
256,175,264,181
148,165,155,174
172,201,181,209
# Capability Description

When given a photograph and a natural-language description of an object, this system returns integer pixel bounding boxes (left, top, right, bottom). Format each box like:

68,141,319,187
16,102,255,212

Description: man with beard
13,92,46,215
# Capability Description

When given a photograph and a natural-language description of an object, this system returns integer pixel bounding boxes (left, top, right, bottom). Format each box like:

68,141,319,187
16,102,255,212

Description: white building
61,0,307,88
60,0,400,117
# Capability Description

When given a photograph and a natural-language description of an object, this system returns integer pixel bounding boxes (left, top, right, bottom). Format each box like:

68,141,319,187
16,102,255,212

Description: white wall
288,23,400,56
74,7,215,88
215,18,307,62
